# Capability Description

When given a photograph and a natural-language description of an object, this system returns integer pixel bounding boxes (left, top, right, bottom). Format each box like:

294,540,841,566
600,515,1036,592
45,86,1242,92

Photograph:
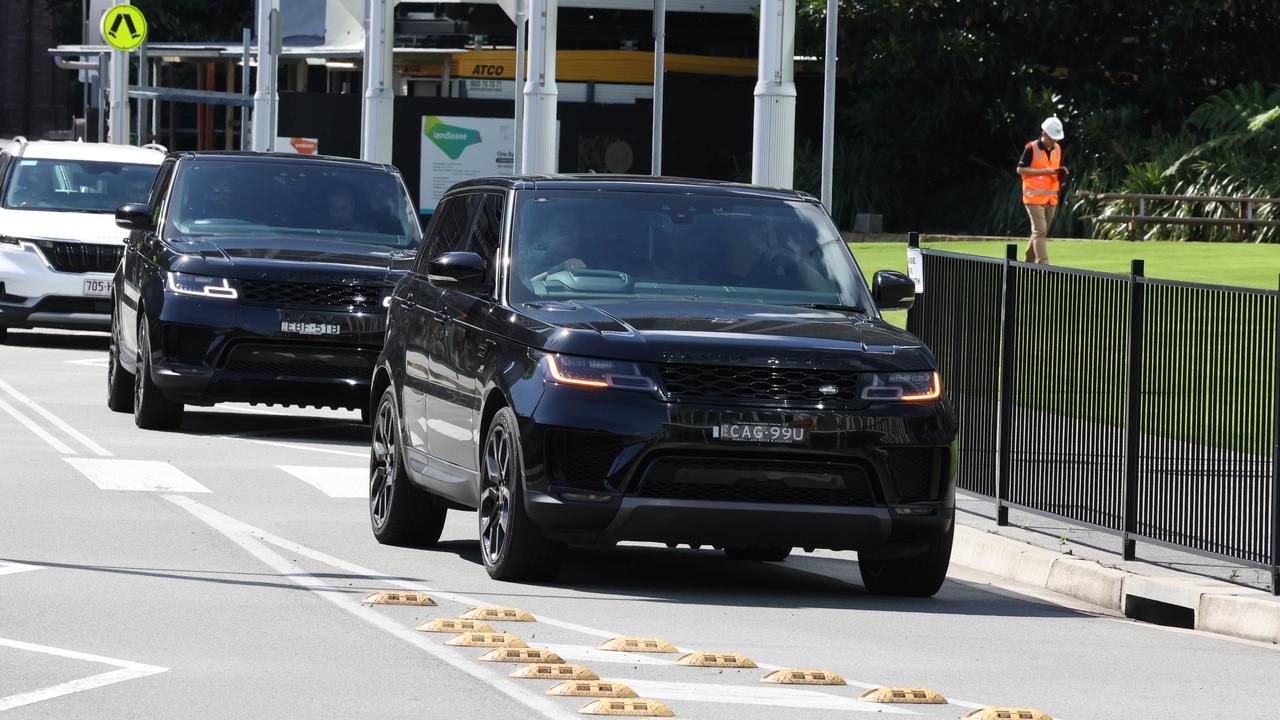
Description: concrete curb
952,525,1280,645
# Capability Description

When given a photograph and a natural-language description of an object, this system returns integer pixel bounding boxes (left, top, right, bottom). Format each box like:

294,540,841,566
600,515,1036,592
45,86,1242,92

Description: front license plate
83,278,112,297
715,423,807,444
280,321,341,336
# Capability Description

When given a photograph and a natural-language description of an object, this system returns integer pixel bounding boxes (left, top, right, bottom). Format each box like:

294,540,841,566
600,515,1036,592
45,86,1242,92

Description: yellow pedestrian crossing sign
100,4,147,52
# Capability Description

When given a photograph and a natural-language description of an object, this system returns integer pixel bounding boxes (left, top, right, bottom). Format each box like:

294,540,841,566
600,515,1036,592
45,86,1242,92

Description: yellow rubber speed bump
361,590,435,606
547,681,638,698
479,647,564,664
962,708,1052,720
577,698,675,716
462,607,536,622
444,632,527,648
510,663,599,681
416,618,495,634
859,687,947,704
674,652,756,668
759,668,846,685
597,637,678,653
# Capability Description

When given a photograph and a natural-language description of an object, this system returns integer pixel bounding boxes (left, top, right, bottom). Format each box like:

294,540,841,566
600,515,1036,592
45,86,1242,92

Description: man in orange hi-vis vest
1017,116,1068,264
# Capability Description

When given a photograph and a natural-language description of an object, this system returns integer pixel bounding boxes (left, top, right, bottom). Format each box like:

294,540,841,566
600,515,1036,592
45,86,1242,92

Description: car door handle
433,311,451,324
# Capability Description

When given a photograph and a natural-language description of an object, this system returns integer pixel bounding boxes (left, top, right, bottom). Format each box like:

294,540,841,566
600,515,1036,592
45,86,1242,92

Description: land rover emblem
819,384,839,395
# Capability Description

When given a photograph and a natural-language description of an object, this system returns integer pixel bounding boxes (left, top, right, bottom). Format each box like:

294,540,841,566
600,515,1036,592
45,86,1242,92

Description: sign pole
360,0,396,163
106,2,131,144
251,0,280,152
651,0,665,176
520,0,558,174
514,1,526,172
750,0,797,188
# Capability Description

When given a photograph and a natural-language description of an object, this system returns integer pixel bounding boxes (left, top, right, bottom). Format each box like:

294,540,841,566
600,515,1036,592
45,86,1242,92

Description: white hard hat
1042,116,1065,141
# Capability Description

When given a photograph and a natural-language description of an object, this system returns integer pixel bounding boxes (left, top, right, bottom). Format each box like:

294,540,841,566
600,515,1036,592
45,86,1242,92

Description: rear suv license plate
715,423,806,444
83,278,111,297
280,321,340,336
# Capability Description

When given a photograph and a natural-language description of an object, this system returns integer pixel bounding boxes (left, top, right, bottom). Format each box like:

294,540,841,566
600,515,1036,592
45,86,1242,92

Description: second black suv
108,152,421,429
369,175,958,596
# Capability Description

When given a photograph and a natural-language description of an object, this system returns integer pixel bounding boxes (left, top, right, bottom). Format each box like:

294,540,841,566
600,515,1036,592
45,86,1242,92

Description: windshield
165,161,422,250
509,191,870,309
2,159,158,213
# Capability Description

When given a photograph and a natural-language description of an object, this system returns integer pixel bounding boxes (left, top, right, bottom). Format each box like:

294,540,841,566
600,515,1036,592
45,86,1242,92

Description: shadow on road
1,330,108,351
165,409,369,449
427,542,1086,619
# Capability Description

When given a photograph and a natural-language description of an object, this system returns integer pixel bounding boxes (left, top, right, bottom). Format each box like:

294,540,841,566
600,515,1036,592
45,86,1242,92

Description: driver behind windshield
326,184,376,233
527,213,590,281
717,217,795,287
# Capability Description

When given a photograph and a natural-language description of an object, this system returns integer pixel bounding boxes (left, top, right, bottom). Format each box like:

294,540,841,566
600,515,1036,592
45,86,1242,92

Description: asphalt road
2,328,1279,719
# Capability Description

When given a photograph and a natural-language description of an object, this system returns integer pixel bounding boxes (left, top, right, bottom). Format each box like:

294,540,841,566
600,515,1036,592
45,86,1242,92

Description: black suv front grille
660,364,861,404
220,344,377,380
239,281,384,310
635,457,877,506
33,241,123,274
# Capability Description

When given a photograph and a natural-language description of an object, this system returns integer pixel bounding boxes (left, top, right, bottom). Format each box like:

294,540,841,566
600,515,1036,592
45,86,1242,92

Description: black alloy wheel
106,308,134,413
478,408,563,581
132,318,183,430
368,386,445,545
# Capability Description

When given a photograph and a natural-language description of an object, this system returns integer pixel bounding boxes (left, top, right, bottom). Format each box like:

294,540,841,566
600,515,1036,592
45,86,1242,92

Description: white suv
0,139,164,342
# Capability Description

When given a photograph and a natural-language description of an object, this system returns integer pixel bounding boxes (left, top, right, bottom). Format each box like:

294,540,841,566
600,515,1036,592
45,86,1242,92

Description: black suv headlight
166,271,239,300
862,371,942,402
543,354,658,392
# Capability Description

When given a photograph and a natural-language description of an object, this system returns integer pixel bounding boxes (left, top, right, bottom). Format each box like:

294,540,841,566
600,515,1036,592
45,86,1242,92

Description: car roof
448,174,819,203
170,151,396,173
4,140,166,165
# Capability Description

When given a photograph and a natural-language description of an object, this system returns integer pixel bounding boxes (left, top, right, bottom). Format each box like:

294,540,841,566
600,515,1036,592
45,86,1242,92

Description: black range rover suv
370,176,957,596
108,152,421,429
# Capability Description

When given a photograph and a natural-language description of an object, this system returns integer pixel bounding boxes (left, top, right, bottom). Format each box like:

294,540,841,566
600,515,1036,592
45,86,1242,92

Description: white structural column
361,0,397,162
651,0,666,175
513,2,527,170
106,1,130,144
819,0,838,210
520,0,559,174
750,0,797,189
251,0,281,152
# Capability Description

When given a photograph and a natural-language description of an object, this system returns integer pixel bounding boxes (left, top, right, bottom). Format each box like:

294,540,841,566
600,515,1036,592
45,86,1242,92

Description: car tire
724,545,791,562
369,386,446,546
479,407,564,582
133,318,184,430
857,519,953,598
106,310,134,413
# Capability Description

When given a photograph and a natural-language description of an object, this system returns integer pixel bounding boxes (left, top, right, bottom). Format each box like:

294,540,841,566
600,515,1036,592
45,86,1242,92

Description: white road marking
542,644,682,666
0,637,167,713
64,357,110,368
160,496,987,715
0,395,76,455
0,561,43,577
0,378,112,456
164,495,574,720
219,436,366,459
278,465,366,498
617,678,915,714
65,458,211,493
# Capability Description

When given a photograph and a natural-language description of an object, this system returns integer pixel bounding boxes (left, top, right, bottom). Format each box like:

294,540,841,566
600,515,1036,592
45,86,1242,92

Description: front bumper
0,244,113,330
520,383,958,552
147,292,385,409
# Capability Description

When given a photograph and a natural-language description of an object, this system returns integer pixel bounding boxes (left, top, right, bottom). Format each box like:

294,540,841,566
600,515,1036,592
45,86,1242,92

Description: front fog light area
167,271,239,299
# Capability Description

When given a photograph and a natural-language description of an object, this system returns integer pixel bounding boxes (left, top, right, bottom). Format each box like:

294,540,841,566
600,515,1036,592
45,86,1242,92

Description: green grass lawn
850,240,1280,291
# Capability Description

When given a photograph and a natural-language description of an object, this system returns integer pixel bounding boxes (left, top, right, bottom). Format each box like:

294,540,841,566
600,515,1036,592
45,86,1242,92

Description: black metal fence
907,239,1280,592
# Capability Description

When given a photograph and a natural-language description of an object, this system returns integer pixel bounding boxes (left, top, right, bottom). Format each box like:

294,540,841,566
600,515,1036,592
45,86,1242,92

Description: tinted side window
415,194,472,274
468,193,504,287
149,161,175,226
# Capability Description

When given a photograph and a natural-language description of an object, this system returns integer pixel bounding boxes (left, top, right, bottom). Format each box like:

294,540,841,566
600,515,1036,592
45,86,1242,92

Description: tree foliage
794,0,1280,237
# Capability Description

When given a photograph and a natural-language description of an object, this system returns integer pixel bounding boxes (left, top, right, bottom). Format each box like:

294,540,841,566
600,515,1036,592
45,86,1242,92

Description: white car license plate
280,321,340,336
715,422,806,444
83,278,112,297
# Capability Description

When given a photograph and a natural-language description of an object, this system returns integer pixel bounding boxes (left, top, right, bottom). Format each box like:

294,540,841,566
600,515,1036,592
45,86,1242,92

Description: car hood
1,209,129,245
518,299,934,371
167,235,408,284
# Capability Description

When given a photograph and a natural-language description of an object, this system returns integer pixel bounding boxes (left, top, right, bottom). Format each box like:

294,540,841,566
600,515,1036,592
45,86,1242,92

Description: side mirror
427,251,487,290
115,202,154,232
872,270,916,311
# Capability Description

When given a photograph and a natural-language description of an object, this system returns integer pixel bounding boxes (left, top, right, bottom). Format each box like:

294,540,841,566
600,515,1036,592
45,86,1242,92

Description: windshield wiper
790,302,869,315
